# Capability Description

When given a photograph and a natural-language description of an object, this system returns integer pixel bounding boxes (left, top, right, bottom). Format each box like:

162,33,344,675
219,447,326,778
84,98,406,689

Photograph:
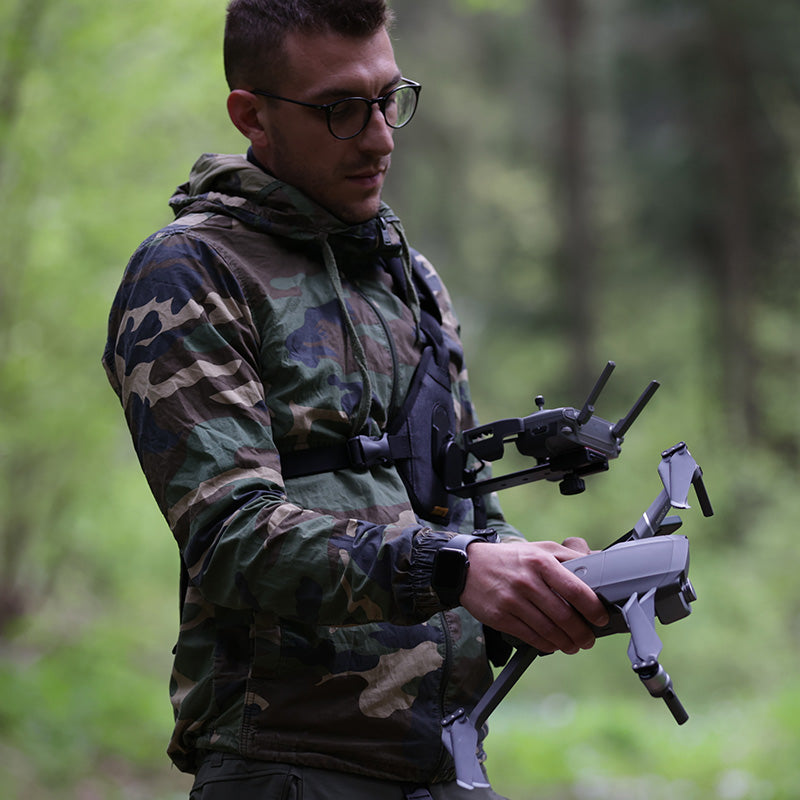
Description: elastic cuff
410,528,453,619
410,529,498,618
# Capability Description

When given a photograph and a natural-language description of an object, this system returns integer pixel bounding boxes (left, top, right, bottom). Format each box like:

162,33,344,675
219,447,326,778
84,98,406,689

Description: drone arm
472,644,539,730
441,644,542,789
622,589,662,663
628,489,672,540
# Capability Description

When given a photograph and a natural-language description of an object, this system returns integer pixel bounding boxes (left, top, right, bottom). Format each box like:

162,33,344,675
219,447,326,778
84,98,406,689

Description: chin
336,201,382,225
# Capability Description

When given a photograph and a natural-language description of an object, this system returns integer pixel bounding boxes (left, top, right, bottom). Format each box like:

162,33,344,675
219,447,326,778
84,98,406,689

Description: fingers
560,536,592,555
506,596,596,655
460,540,609,655
471,585,594,655
545,559,609,629
509,559,603,653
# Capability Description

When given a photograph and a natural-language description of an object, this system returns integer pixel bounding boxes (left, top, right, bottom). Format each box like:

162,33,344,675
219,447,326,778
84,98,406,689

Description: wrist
431,529,497,607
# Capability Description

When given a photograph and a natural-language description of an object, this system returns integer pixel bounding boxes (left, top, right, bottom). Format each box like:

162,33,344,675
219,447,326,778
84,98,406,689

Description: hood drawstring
320,216,422,435
321,236,374,434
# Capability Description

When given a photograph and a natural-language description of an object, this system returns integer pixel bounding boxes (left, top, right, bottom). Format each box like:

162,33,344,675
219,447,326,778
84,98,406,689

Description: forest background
1,0,799,798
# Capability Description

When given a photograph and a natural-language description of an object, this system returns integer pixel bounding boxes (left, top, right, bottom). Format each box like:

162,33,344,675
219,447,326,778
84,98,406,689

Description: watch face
433,547,469,604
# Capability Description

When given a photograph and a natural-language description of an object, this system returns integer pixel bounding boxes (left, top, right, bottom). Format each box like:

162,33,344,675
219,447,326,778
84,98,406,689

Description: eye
329,99,362,121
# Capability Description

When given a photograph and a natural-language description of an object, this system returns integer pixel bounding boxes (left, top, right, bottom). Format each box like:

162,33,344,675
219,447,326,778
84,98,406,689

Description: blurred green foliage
0,1,798,798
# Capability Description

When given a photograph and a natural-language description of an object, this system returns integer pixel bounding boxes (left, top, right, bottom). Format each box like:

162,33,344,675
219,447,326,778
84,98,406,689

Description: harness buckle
347,434,393,470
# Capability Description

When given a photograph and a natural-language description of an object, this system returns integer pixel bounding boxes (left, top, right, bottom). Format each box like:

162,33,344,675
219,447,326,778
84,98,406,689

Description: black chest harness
279,256,484,528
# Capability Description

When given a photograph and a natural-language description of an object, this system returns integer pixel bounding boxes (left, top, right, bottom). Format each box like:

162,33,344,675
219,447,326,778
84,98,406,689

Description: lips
347,172,383,189
346,160,389,187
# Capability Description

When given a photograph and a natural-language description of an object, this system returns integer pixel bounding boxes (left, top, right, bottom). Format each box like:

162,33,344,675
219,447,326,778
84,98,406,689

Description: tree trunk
707,8,760,441
543,0,597,396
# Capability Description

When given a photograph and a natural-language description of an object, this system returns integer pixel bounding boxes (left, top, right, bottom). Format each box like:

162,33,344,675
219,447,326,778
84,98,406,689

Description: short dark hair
224,0,395,90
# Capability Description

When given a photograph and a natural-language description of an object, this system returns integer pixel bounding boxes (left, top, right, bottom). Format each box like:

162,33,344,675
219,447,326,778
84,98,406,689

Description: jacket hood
170,152,420,434
169,152,406,267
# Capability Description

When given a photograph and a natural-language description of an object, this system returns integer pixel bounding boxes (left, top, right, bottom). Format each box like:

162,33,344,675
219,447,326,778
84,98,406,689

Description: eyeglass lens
329,85,418,139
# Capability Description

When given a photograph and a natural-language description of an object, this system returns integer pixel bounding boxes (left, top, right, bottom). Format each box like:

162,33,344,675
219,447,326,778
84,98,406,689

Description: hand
459,538,609,655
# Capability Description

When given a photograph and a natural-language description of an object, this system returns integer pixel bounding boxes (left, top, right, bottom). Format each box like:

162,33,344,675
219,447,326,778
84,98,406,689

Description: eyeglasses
250,78,421,140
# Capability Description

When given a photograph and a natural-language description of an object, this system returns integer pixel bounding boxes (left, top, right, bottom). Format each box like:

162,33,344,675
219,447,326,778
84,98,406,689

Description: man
103,1,609,798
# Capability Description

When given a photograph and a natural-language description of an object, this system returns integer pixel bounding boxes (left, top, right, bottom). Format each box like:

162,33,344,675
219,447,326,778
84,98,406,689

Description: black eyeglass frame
249,78,421,140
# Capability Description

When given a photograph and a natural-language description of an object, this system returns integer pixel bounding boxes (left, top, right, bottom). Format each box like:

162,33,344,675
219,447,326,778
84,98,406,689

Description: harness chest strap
280,431,412,477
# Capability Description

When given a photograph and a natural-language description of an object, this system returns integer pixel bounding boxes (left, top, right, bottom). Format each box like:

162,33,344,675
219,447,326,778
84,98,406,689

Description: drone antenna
613,381,660,438
577,361,616,426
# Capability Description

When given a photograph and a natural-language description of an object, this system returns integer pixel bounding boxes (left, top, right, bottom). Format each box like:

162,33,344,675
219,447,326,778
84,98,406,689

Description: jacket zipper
434,610,455,778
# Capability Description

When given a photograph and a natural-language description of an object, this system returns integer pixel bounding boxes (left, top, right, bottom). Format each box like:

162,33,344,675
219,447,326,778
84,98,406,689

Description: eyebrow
311,71,404,103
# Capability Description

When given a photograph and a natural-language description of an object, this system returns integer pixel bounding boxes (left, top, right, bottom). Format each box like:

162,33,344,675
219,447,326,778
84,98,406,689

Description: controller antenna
577,361,616,425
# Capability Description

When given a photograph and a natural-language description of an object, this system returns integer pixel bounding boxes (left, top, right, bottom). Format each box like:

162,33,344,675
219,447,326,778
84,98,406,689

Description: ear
227,89,269,149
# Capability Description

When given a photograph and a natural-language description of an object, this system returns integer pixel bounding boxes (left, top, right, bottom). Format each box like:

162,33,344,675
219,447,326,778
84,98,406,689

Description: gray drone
441,364,714,791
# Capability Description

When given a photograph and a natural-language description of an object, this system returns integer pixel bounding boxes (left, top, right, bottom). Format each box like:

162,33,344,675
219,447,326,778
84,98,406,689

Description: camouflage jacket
103,152,522,782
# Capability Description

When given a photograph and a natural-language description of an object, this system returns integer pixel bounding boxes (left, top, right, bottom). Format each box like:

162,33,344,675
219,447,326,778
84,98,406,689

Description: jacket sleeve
103,229,470,626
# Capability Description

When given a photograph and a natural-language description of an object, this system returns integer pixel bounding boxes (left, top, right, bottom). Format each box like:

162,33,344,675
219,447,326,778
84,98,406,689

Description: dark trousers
189,752,511,800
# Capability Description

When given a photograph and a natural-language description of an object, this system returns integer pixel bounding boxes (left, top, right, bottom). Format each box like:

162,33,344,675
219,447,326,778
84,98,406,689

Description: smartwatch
432,529,497,607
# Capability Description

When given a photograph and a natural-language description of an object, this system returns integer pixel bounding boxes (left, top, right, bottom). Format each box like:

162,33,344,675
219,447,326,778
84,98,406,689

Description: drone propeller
658,443,696,509
440,710,490,790
658,443,714,516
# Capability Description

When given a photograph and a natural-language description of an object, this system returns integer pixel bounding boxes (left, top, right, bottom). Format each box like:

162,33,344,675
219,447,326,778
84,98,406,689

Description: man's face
253,27,400,225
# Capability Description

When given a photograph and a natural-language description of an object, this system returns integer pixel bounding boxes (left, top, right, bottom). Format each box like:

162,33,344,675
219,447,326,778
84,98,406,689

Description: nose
358,104,394,155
